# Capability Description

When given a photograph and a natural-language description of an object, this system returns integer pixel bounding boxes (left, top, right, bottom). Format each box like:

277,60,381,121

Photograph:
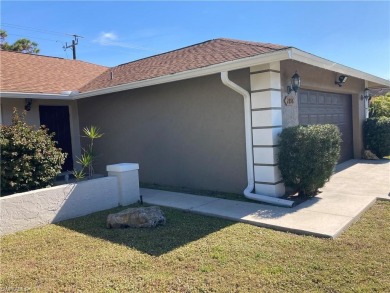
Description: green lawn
1,201,389,292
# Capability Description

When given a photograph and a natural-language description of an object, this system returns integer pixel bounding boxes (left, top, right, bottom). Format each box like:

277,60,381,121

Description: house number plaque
284,95,295,106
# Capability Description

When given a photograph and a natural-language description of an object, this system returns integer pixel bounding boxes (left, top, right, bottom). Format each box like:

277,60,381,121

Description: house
1,38,389,202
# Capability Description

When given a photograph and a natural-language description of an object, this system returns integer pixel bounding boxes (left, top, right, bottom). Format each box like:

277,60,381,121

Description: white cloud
94,32,118,45
93,31,154,51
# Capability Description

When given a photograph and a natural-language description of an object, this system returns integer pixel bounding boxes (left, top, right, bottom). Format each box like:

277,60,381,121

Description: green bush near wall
278,124,341,197
363,117,390,158
0,109,66,195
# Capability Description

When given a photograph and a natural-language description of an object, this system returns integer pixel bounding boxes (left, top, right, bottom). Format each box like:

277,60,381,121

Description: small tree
278,124,341,197
369,93,390,118
74,126,104,180
1,109,66,195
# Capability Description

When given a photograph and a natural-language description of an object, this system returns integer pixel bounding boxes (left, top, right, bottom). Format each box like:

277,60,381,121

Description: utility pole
63,35,83,60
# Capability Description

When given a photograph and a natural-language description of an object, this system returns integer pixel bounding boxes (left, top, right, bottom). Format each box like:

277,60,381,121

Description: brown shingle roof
0,50,107,94
1,38,289,95
80,38,290,92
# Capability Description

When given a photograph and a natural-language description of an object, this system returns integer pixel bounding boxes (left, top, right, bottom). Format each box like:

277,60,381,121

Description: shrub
363,117,390,158
369,93,390,118
278,124,341,197
0,109,66,195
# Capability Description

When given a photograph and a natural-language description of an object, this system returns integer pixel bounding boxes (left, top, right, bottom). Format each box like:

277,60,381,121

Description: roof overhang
2,48,389,100
75,50,291,99
0,91,77,100
75,47,390,99
288,48,390,88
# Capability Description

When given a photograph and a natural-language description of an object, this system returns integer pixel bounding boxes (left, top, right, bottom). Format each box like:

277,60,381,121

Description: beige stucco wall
77,69,249,194
0,98,81,168
280,60,366,158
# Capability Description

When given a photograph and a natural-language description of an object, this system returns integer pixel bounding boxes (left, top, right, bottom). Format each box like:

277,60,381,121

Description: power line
6,33,61,43
1,22,79,38
2,23,84,60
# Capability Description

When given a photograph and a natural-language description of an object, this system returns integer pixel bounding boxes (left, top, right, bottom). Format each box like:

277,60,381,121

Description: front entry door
39,105,73,171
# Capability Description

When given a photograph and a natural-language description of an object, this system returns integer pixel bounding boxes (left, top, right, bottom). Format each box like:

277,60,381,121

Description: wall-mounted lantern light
335,75,348,87
361,88,372,101
287,71,301,94
24,98,32,111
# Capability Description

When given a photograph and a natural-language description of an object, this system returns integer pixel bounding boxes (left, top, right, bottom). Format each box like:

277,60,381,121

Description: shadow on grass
55,204,234,257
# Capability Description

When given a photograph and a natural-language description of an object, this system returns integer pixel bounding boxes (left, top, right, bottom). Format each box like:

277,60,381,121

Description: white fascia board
289,48,390,87
75,50,291,99
0,92,75,100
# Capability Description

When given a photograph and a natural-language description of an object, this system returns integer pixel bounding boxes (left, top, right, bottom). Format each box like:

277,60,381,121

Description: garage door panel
298,90,353,163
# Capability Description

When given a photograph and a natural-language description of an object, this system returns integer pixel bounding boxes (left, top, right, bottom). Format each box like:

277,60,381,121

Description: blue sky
1,1,389,79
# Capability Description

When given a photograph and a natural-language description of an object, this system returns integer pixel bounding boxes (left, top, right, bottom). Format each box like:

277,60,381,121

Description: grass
1,201,390,292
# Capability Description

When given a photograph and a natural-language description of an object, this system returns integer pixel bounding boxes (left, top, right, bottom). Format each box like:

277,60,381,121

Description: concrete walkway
142,160,390,238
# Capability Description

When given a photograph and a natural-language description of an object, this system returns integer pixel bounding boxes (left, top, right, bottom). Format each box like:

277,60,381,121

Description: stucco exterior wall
0,177,119,235
0,98,82,166
0,164,140,236
280,60,366,158
77,69,249,194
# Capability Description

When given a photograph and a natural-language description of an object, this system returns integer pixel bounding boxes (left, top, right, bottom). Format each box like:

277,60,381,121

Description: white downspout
221,71,295,208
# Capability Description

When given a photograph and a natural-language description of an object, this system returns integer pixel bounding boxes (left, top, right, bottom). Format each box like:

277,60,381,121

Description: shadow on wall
55,204,234,257
1,176,118,236
52,177,119,223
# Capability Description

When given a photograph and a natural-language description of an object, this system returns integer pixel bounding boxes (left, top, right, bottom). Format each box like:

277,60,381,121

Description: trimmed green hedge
1,109,66,195
278,124,341,196
363,117,390,158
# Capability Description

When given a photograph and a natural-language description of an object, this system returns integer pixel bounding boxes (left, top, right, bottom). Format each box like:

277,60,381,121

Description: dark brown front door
298,90,353,163
39,105,73,171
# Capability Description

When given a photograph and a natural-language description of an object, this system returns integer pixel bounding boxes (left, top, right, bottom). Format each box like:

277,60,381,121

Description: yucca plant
73,126,104,180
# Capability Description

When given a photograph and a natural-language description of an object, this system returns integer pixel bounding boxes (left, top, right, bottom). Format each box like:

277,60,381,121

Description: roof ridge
79,37,291,92
216,38,290,50
114,38,219,68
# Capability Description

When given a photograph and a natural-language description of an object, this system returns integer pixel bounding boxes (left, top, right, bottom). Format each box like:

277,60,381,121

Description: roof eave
76,48,390,99
76,49,292,99
0,92,77,100
289,48,390,87
3,47,388,100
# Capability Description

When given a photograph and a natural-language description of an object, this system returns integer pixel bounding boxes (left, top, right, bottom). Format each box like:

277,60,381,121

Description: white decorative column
250,62,285,197
107,163,140,206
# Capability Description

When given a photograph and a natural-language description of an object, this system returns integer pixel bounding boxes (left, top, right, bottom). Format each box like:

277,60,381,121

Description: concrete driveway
142,159,390,238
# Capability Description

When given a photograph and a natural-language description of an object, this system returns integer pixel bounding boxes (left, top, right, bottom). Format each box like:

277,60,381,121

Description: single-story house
1,38,389,202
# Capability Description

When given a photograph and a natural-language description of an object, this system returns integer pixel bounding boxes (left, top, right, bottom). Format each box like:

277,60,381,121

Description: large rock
362,149,379,160
106,206,166,229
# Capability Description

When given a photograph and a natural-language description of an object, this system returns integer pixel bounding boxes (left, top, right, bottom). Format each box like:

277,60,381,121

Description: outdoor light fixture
335,75,348,87
361,88,372,101
24,98,32,111
287,71,301,94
